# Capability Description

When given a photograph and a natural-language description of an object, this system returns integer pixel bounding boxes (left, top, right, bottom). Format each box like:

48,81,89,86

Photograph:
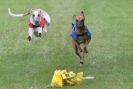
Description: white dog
8,8,51,41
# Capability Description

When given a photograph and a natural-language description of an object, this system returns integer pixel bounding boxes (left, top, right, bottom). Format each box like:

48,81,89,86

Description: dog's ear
81,11,84,14
81,11,85,19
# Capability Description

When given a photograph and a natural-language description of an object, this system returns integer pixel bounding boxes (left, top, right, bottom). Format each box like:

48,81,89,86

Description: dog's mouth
77,25,83,28
76,23,84,29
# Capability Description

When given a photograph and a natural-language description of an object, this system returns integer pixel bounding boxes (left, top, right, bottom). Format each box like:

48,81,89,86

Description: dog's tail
8,8,30,17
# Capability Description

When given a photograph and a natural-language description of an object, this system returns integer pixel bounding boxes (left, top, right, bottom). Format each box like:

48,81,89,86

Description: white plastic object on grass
83,76,94,80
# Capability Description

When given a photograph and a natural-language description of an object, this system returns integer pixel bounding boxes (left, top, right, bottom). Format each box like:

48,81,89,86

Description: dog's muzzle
76,22,84,28
35,21,39,25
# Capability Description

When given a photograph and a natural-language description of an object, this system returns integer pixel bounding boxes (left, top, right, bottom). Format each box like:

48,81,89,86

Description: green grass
0,0,133,89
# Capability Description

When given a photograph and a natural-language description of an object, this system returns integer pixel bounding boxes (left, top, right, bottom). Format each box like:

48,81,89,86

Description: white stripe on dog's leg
44,29,47,33
44,26,47,33
37,27,42,34
28,28,34,38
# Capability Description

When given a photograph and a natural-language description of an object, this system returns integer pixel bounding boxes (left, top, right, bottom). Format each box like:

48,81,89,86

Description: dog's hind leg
83,38,91,53
43,26,47,36
44,26,47,33
84,47,88,53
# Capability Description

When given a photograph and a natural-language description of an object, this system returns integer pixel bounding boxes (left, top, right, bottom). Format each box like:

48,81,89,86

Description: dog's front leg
28,28,34,41
37,27,43,37
72,40,81,58
83,38,91,53
74,40,82,52
72,40,84,66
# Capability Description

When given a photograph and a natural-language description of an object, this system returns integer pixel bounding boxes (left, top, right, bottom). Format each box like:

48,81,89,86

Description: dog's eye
38,14,40,17
81,19,84,22
32,14,35,17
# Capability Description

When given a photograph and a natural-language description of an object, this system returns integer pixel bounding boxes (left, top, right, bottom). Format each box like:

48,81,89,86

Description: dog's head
31,10,41,25
74,11,85,29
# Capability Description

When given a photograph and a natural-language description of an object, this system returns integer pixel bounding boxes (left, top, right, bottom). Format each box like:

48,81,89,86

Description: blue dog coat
70,21,92,40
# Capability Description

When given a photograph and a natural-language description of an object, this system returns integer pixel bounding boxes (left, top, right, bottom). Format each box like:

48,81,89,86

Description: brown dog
70,11,91,66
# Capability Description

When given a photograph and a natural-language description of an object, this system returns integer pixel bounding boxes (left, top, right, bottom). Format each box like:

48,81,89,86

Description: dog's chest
77,34,88,43
76,29,84,35
77,36,84,43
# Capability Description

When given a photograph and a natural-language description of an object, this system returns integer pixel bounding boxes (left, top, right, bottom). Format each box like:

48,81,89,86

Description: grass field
0,0,133,89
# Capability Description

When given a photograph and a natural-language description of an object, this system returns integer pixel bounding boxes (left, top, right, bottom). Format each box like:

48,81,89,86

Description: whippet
8,8,51,41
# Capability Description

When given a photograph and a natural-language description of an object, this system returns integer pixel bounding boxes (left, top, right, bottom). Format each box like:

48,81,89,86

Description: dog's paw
38,33,42,37
28,36,31,41
44,32,47,36
84,48,88,53
79,48,83,52
80,61,84,67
